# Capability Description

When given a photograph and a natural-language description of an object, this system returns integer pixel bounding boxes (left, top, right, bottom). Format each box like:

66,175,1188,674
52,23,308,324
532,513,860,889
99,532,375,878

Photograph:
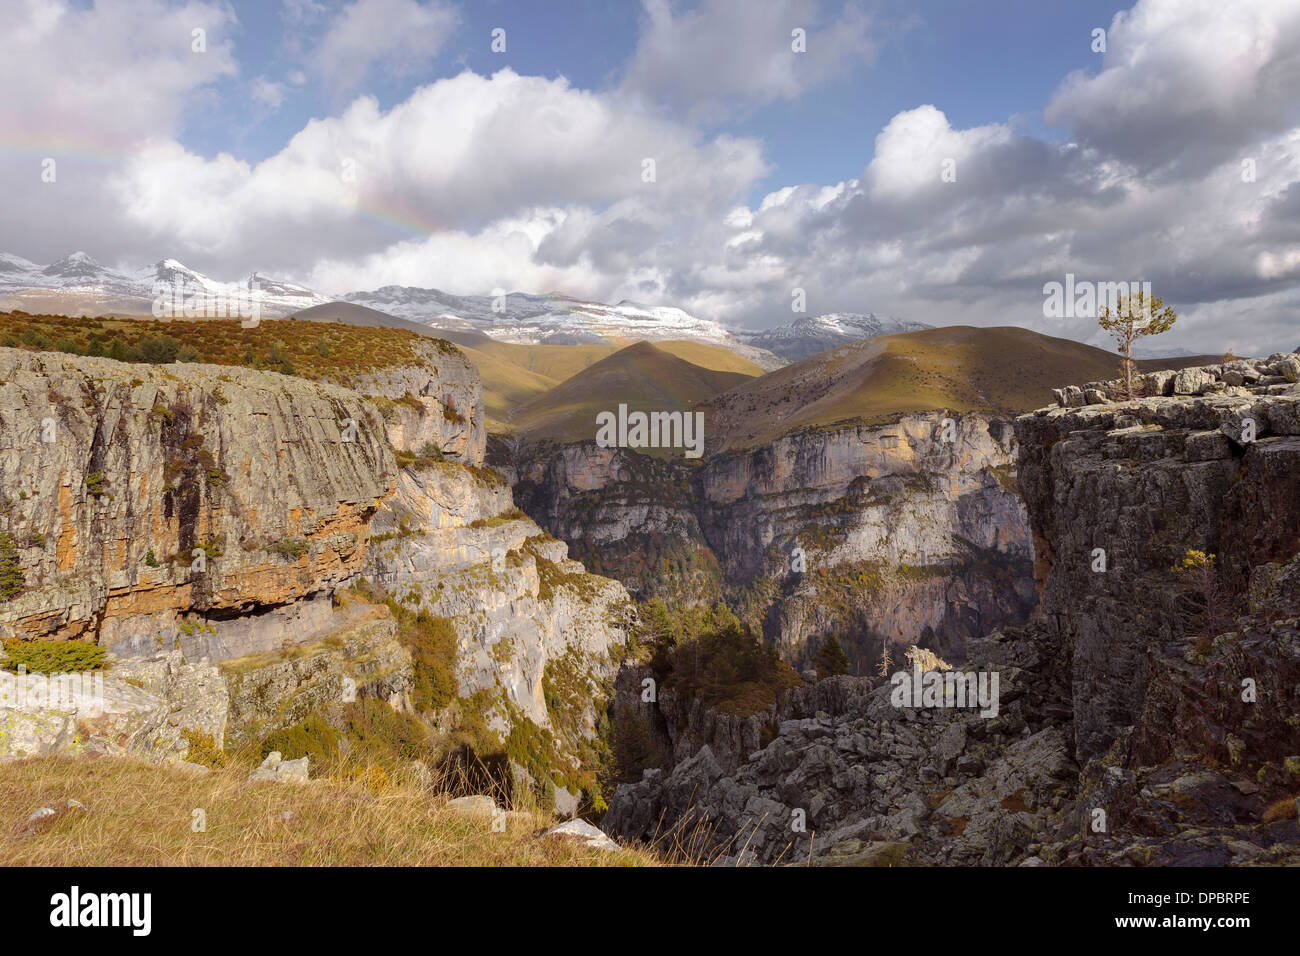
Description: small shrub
181,729,226,768
85,471,107,497
266,539,309,560
1,639,107,673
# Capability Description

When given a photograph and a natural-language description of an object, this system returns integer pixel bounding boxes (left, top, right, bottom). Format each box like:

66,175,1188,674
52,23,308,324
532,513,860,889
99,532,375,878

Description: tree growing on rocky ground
1171,549,1228,650
877,635,893,678
1098,291,1177,398
813,635,850,678
0,532,23,601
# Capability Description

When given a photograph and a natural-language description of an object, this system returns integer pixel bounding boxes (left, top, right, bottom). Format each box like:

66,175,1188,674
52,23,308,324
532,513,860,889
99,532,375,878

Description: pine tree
0,532,24,601
1098,291,1177,398
813,635,850,678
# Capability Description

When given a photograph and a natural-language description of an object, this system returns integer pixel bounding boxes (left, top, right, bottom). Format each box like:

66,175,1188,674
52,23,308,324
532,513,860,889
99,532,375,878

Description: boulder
246,751,310,785
543,819,620,852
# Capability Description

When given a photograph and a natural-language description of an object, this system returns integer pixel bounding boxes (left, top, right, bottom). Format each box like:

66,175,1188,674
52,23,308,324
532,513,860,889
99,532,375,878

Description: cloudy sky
3,0,1298,353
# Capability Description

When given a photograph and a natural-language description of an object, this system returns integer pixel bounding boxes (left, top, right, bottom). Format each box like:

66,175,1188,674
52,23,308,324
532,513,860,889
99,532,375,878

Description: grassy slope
0,310,449,384
0,757,657,866
448,338,763,432
510,341,754,447
704,326,1221,450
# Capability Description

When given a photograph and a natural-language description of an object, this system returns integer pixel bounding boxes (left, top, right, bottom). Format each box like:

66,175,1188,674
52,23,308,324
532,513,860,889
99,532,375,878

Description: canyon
602,354,1300,865
508,411,1037,670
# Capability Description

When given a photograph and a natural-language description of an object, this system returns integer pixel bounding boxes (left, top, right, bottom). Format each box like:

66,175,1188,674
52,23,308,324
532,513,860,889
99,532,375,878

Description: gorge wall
510,412,1036,667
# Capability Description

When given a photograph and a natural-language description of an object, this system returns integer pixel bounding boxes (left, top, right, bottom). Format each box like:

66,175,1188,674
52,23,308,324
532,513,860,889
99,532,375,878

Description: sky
1,0,1298,353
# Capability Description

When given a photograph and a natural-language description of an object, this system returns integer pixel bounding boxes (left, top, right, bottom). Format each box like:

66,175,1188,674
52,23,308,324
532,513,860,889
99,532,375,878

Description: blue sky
197,0,1133,202
3,0,1299,353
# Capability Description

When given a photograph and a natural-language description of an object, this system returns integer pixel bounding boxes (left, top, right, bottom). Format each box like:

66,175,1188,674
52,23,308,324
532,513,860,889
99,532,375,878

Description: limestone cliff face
512,413,1035,665
1015,355,1300,761
0,344,632,798
349,339,486,465
0,348,393,655
364,459,632,733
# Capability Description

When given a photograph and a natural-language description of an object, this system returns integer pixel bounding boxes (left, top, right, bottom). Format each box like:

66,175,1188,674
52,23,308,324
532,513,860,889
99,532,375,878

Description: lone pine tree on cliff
1098,290,1178,398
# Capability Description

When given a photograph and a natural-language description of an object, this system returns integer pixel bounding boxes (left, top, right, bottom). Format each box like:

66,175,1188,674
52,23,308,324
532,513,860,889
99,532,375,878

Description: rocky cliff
603,357,1300,866
0,342,629,808
1016,352,1300,761
0,348,392,656
512,412,1035,667
364,458,632,736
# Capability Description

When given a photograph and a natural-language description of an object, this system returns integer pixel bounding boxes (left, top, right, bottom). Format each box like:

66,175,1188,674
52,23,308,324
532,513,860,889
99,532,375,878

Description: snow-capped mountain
733,312,932,362
342,286,786,368
0,251,330,317
3,253,924,370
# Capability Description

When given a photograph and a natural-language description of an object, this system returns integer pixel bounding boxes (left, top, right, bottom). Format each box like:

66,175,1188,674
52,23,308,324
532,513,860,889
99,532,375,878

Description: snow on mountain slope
2,252,919,371
0,252,331,317
342,286,786,369
733,312,932,362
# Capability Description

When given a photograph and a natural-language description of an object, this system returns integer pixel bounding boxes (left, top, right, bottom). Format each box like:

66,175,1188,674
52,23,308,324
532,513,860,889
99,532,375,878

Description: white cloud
622,0,875,122
0,0,237,263
1046,0,1300,177
252,77,286,110
314,0,460,97
108,69,768,279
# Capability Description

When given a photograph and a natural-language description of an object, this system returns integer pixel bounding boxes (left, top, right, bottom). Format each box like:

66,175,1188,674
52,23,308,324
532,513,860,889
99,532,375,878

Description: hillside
0,309,460,385
702,325,1221,451
440,334,764,432
511,341,755,447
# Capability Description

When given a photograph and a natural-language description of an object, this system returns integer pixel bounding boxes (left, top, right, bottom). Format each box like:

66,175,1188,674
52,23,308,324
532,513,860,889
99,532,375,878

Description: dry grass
1262,796,1299,823
0,757,661,867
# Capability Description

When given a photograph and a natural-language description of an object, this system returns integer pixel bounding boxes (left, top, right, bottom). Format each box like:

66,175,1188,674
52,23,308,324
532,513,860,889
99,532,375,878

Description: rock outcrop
0,343,631,803
349,337,486,465
0,348,392,654
364,459,631,734
1016,363,1300,761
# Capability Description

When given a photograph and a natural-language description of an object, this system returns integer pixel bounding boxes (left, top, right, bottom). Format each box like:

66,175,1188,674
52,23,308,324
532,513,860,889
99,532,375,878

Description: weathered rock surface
0,348,393,654
511,413,1035,666
0,651,227,764
605,376,1300,867
221,608,413,746
1016,375,1300,760
247,750,309,784
365,460,631,732
349,338,486,465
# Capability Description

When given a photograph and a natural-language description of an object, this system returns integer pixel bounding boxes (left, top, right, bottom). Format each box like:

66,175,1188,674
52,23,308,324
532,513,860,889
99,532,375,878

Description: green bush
261,715,340,771
386,602,457,711
2,639,107,673
813,635,850,678
0,532,23,600
133,333,182,364
266,538,309,560
342,698,432,770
